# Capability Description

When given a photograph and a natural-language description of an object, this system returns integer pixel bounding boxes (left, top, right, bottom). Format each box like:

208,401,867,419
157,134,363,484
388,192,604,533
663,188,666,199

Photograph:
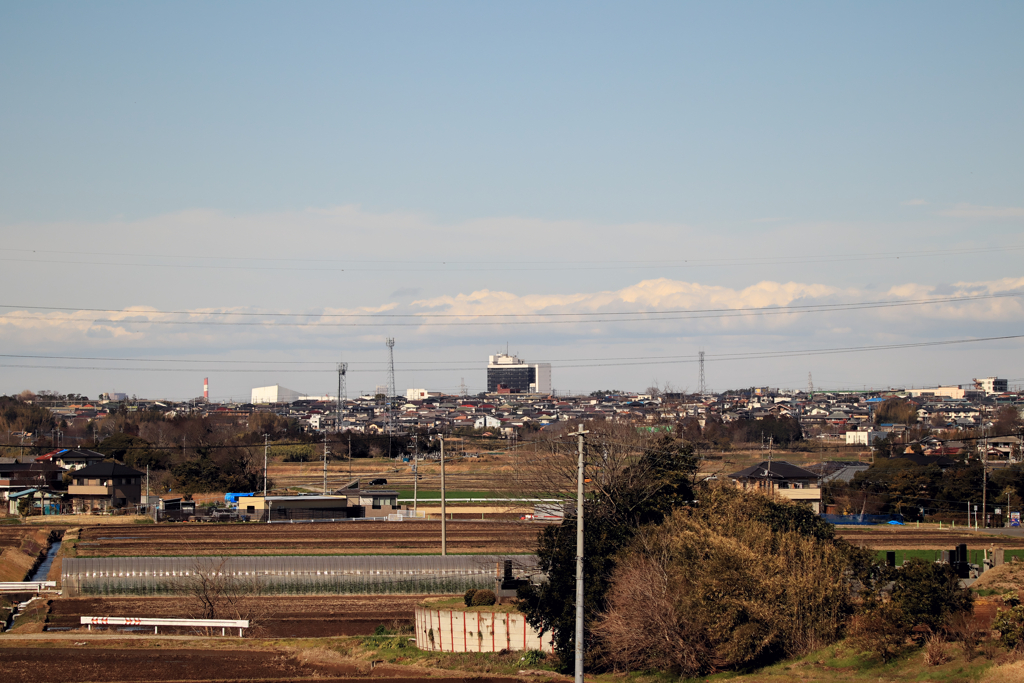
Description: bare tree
173,553,272,636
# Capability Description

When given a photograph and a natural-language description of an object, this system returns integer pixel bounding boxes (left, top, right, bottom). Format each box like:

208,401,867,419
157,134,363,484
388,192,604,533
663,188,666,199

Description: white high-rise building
486,353,552,394
973,377,1008,395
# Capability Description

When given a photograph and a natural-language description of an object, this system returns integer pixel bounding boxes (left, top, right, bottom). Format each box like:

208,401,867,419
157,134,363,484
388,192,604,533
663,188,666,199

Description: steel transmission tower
385,338,396,435
698,350,707,396
808,372,814,396
336,361,348,431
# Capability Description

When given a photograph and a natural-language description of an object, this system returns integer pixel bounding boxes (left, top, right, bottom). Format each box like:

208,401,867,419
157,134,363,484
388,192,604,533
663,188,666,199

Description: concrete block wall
414,607,554,653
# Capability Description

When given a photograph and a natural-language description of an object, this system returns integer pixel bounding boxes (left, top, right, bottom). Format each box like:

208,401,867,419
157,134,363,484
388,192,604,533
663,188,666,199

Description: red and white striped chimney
203,377,209,400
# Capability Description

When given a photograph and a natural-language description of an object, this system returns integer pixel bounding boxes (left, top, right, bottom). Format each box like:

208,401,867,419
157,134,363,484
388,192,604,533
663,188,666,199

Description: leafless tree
173,553,272,636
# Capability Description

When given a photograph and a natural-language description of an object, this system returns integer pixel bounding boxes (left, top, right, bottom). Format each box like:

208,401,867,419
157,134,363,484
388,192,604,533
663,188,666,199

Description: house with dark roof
67,462,143,513
35,448,106,471
729,460,822,513
0,461,64,501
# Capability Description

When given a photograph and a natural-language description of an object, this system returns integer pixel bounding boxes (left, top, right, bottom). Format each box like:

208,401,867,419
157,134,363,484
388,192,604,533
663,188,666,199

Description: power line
0,334,1020,373
1,244,1022,271
0,291,1018,320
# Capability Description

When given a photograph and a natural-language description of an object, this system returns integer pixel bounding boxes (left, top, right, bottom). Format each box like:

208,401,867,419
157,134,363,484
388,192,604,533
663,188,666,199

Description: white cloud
901,199,928,206
938,203,1024,219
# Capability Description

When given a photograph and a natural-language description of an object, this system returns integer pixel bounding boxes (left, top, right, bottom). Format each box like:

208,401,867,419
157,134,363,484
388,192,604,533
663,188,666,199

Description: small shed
8,488,63,515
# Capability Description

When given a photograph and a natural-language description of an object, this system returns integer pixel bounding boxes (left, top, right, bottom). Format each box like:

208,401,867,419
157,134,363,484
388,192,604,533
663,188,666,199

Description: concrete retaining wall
414,607,554,653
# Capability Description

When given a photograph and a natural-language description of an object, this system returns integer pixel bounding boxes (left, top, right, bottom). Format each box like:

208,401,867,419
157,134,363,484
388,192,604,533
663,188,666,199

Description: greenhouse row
62,554,540,596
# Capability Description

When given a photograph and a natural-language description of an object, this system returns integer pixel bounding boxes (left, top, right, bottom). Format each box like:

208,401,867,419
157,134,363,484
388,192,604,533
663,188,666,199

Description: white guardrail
0,581,58,592
81,616,249,636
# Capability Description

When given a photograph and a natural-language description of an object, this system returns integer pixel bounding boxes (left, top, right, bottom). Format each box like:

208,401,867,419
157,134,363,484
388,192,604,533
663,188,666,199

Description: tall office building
486,353,552,394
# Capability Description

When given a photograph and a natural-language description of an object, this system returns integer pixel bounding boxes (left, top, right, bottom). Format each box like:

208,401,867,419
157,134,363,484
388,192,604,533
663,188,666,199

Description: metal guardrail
81,616,249,636
0,581,58,592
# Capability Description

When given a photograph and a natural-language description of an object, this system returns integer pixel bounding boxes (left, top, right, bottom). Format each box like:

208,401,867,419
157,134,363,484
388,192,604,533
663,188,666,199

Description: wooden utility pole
263,434,269,497
574,424,589,683
440,437,447,556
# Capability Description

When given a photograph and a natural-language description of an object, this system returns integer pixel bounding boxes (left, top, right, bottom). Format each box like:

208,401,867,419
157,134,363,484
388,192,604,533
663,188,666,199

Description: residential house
729,460,822,513
68,462,143,513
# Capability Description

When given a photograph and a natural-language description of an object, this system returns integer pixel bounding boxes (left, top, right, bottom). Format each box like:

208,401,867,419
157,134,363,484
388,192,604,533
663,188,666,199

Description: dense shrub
464,588,478,607
594,483,861,676
993,591,1024,649
890,558,973,631
471,589,496,606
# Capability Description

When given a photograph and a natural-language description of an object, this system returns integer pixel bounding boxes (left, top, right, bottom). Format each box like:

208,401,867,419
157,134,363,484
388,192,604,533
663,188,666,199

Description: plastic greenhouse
62,554,539,596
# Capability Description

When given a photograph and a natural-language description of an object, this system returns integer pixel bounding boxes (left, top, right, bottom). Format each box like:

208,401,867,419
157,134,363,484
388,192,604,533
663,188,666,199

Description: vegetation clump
463,588,478,606
594,483,858,676
993,591,1024,649
471,589,496,606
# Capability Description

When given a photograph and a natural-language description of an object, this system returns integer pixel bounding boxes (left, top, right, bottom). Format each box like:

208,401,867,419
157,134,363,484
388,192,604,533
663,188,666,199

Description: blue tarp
224,492,256,503
820,513,906,526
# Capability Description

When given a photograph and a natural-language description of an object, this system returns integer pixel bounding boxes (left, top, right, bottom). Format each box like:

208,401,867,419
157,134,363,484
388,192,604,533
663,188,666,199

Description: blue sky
0,2,1022,399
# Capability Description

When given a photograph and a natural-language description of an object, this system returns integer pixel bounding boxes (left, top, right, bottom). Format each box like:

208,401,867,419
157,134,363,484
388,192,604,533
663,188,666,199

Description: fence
62,554,538,597
0,581,58,592
415,607,554,653
81,616,248,636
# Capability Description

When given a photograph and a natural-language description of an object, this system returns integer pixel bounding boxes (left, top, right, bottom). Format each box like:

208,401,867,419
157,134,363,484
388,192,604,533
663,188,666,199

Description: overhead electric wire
2,244,1022,272
0,291,1018,321
0,334,1019,374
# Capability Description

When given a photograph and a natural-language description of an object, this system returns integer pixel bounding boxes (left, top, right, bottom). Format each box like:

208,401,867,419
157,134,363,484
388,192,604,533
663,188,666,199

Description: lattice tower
698,350,706,396
385,338,396,435
337,361,348,431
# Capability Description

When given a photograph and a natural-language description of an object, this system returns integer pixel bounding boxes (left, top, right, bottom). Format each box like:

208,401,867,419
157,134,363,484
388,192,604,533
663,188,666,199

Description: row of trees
826,455,1024,520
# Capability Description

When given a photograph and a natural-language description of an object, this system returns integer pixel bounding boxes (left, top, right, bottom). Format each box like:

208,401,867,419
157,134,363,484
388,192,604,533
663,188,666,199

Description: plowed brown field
836,527,1024,550
75,521,543,557
47,595,424,638
0,644,526,683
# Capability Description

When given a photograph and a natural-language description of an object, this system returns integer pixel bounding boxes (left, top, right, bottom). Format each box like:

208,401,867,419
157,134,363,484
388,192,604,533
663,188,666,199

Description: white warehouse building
251,385,303,404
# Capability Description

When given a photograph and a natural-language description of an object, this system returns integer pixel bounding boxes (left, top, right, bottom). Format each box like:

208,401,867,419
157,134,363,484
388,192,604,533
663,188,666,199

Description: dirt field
0,643,527,683
835,527,1024,550
46,595,425,638
71,520,542,557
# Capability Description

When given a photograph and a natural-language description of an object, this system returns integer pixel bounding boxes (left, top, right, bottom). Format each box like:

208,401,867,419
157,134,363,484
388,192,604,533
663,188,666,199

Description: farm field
72,520,544,557
46,594,425,638
0,642,530,683
835,526,1024,550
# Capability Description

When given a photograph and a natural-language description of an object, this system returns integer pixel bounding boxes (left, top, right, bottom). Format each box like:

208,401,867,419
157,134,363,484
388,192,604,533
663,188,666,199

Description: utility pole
982,460,988,529
263,434,269,497
323,433,329,494
440,437,446,556
413,437,419,512
348,433,352,478
574,423,589,683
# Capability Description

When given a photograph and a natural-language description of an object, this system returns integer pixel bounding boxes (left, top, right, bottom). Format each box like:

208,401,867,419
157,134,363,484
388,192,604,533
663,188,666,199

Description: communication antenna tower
336,361,348,431
385,338,396,435
698,350,707,396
